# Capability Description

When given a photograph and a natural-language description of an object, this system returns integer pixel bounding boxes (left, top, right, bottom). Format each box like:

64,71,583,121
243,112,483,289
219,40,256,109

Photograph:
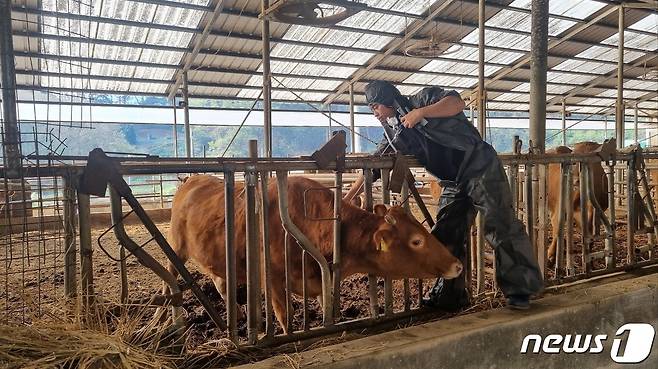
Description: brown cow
167,175,462,331
547,141,608,263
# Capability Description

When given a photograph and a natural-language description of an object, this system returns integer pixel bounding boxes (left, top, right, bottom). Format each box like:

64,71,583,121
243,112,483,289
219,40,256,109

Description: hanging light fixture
403,0,466,58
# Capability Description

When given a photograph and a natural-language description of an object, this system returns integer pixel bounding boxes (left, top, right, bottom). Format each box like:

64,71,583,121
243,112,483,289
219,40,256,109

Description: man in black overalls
345,81,543,310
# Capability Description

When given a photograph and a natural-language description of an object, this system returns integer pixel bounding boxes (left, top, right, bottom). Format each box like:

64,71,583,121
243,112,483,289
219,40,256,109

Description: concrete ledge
240,273,658,369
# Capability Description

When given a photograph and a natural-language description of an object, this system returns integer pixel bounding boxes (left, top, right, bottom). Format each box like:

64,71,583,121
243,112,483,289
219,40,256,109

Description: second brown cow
546,141,608,263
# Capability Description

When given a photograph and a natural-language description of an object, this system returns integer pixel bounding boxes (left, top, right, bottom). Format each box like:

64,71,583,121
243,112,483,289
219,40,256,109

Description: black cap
364,80,401,107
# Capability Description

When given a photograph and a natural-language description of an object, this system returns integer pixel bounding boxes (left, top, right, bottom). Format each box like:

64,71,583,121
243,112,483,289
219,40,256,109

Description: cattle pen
1,0,658,368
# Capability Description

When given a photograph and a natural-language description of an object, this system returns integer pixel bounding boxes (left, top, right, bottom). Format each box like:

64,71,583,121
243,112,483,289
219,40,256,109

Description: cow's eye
410,238,424,248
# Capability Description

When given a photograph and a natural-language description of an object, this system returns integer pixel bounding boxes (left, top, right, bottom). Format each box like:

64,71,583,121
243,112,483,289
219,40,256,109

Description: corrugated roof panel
547,84,577,94
92,44,142,62
629,14,658,33
486,9,576,37
145,28,194,47
139,49,184,65
271,44,312,59
575,97,611,107
596,90,651,99
352,34,394,51
129,82,168,93
553,59,617,74
133,66,174,80
509,0,606,20
338,50,375,64
462,29,531,51
624,80,658,91
547,71,596,84
420,59,502,77
575,45,645,63
237,89,261,99
488,102,527,110
90,63,134,78
95,23,148,43
309,80,343,91
298,92,329,101
492,93,529,102
601,31,658,52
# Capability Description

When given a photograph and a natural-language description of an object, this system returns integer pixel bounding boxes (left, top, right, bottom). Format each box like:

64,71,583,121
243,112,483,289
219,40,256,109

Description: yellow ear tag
379,238,390,252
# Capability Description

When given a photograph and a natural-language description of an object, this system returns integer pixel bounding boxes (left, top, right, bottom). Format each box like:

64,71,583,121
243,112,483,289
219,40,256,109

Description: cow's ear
374,204,387,216
373,229,394,252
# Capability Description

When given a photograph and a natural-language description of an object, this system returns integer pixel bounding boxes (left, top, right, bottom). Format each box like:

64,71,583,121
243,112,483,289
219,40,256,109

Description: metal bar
302,250,309,331
555,163,570,276
579,163,591,274
634,105,639,144
224,171,238,341
400,180,412,312
283,229,293,334
616,5,625,150
1,0,22,178
63,175,77,298
245,140,262,344
77,192,94,309
173,101,179,157
260,170,274,338
364,169,379,318
262,0,272,158
627,156,636,264
275,171,333,326
182,72,192,158
525,163,534,248
477,0,486,137
381,169,393,316
562,101,567,146
606,163,617,269
565,161,575,276
332,170,342,321
349,84,356,153
537,164,548,275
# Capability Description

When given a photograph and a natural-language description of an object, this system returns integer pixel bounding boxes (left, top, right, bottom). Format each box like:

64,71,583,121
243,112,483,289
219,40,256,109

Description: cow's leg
210,275,246,321
547,210,559,265
270,285,289,334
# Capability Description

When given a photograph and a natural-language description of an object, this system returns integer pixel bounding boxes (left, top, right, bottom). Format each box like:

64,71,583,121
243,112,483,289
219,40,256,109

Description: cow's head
371,204,462,280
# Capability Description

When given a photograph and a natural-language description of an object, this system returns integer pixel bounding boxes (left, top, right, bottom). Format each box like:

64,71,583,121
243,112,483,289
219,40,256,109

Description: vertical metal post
364,169,379,318
616,5,625,150
259,171,274,337
525,162,534,247
634,105,638,144
579,164,591,275
332,170,342,321
77,192,94,309
606,163,617,269
510,136,520,216
529,0,549,154
626,155,636,264
381,169,393,316
400,180,412,312
604,115,608,139
561,100,567,146
245,140,261,344
555,163,570,275
349,84,356,153
0,0,22,178
173,99,179,157
182,71,192,158
224,171,238,342
262,0,273,157
477,0,486,138
537,164,547,275
565,164,575,276
63,175,77,298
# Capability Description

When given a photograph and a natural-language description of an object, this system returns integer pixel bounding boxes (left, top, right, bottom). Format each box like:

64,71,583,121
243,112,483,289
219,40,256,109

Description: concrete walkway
238,271,658,369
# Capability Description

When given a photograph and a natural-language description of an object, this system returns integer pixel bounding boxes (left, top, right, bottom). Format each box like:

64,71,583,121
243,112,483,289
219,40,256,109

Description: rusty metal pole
381,169,393,316
616,5,625,150
0,0,22,178
332,170,342,322
364,169,379,317
561,100,567,146
224,171,238,341
262,0,272,157
349,83,356,153
529,0,548,154
245,140,262,344
259,170,274,337
634,104,638,144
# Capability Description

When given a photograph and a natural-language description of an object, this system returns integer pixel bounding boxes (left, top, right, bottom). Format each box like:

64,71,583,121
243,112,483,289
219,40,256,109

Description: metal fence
1,140,658,348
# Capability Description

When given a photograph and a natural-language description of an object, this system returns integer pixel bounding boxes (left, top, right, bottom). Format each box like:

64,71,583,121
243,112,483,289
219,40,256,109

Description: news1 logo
520,323,656,363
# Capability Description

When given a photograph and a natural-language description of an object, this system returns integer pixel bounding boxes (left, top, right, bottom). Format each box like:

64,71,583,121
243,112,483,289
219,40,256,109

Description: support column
182,71,192,158
262,0,272,158
172,98,179,157
0,0,22,178
616,5,625,149
349,83,356,153
634,104,638,144
561,100,567,146
477,0,486,138
529,0,549,154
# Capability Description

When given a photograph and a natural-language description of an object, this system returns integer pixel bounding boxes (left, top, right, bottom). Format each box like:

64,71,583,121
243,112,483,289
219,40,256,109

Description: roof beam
166,0,226,100
546,53,658,107
463,5,619,99
323,0,459,106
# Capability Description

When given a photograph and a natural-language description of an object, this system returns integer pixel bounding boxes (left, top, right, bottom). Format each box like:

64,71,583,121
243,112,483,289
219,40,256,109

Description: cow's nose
445,261,463,279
